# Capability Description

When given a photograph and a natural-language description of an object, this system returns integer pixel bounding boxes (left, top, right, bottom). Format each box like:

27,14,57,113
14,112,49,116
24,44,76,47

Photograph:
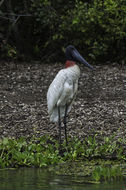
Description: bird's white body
47,64,80,122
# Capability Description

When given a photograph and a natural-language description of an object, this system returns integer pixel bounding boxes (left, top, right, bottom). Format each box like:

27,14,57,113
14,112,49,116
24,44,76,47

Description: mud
0,61,126,141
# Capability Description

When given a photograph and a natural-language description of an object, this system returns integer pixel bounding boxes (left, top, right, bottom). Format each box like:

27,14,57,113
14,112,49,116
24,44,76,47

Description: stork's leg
64,104,68,145
58,106,61,146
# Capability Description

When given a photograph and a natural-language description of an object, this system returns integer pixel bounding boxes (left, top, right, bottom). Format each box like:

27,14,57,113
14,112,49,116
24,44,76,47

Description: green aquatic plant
62,135,125,161
0,136,61,168
92,165,123,182
0,135,125,168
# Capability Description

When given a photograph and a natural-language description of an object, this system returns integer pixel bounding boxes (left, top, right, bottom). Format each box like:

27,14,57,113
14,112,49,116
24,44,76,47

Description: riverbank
0,61,126,143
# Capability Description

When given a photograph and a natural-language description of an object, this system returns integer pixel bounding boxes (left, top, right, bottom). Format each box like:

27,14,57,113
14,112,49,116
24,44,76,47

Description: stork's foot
58,144,68,156
58,147,64,156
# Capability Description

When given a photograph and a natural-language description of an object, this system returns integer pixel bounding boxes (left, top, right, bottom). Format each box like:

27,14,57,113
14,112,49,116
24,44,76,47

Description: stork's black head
65,45,75,61
65,45,94,70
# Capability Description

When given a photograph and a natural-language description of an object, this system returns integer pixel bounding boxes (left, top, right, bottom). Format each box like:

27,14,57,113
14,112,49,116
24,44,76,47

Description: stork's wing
47,70,66,116
47,67,79,122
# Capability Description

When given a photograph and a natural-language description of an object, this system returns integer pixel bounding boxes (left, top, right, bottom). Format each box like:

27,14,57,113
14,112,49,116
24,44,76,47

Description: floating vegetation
50,161,125,183
92,165,123,182
0,135,126,170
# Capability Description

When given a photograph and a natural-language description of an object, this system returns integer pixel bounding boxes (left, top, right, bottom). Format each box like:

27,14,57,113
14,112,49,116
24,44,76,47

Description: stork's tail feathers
49,105,71,123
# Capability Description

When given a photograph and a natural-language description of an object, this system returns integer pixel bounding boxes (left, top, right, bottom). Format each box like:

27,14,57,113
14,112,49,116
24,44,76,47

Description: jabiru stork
47,45,93,146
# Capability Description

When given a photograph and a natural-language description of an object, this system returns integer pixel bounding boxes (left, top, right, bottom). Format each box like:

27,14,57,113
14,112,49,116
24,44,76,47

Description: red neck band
65,60,76,68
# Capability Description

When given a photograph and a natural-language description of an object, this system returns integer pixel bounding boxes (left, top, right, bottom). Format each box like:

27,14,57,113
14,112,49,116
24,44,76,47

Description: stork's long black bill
72,49,94,70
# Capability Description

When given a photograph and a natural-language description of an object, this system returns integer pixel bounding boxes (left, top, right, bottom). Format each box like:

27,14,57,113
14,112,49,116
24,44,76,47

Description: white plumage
47,45,93,145
47,65,80,122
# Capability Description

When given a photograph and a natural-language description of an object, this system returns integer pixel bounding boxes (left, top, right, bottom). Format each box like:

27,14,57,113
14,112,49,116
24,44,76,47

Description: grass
0,135,126,182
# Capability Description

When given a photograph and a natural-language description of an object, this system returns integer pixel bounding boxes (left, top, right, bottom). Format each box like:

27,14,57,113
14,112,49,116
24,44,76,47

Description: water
0,168,126,190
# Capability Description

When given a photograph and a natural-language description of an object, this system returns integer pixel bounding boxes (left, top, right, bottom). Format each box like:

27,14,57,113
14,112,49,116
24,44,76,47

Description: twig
0,15,15,21
0,13,32,25
1,13,32,16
